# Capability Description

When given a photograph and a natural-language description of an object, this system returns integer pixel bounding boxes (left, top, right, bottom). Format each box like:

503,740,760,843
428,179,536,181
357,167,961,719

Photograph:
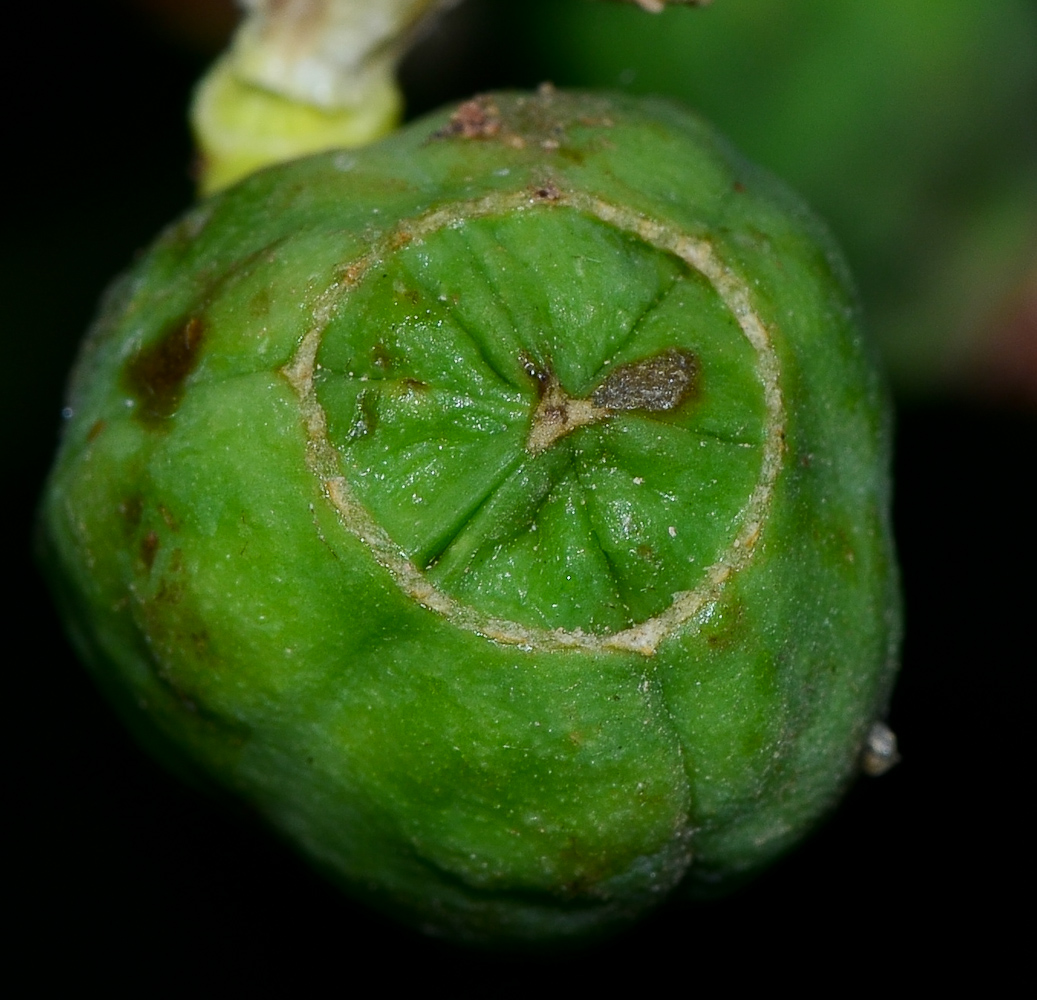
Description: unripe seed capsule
40,89,900,946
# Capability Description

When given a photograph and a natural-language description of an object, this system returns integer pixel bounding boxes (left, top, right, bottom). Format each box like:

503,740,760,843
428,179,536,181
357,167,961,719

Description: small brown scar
140,530,160,572
338,260,368,287
531,182,562,201
435,97,502,140
388,228,414,251
371,342,395,371
124,315,206,426
525,348,699,454
592,348,698,412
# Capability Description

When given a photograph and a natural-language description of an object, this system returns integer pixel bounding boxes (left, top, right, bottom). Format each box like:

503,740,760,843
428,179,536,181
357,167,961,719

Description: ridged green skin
40,91,899,946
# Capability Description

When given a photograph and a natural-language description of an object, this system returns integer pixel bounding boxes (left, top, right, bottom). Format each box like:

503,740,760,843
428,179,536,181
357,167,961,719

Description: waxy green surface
41,91,899,945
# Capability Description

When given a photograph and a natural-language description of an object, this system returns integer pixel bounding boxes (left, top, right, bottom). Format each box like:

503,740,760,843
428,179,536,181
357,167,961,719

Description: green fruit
40,90,899,946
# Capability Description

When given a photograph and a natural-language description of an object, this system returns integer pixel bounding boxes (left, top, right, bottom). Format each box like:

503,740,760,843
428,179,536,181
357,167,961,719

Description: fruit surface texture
41,90,899,945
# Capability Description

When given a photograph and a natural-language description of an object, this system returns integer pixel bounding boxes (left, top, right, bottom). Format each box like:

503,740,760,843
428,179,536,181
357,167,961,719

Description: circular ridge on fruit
286,187,785,653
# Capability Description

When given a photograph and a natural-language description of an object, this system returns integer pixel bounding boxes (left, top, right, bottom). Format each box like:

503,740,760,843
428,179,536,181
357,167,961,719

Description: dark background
9,1,1032,986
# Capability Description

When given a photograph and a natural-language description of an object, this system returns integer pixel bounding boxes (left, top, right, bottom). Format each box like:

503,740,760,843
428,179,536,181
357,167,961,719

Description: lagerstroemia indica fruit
40,90,900,946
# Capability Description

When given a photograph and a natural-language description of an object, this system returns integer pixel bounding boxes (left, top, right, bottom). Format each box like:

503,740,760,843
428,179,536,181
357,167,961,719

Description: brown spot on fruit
125,316,205,426
704,600,746,651
435,97,502,140
592,349,698,412
525,348,700,454
140,530,160,572
154,576,184,606
371,342,395,371
338,260,367,287
388,228,414,251
433,88,615,157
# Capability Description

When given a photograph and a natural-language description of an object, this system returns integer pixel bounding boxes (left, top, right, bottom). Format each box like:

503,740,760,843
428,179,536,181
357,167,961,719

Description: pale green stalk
192,0,456,195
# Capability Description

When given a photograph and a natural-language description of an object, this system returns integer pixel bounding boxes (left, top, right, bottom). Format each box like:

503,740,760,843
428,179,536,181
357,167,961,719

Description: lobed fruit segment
41,90,899,945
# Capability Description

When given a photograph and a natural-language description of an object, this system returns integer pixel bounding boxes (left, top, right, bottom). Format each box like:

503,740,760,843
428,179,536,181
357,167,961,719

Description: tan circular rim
283,186,785,656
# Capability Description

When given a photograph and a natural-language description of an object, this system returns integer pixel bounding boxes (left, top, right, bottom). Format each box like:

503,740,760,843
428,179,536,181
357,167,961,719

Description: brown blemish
151,563,185,610
432,89,614,158
125,316,205,426
87,419,106,442
435,97,502,140
524,348,700,455
705,600,746,651
531,182,561,202
371,342,395,371
140,530,160,572
154,576,184,606
592,348,698,412
338,260,367,287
